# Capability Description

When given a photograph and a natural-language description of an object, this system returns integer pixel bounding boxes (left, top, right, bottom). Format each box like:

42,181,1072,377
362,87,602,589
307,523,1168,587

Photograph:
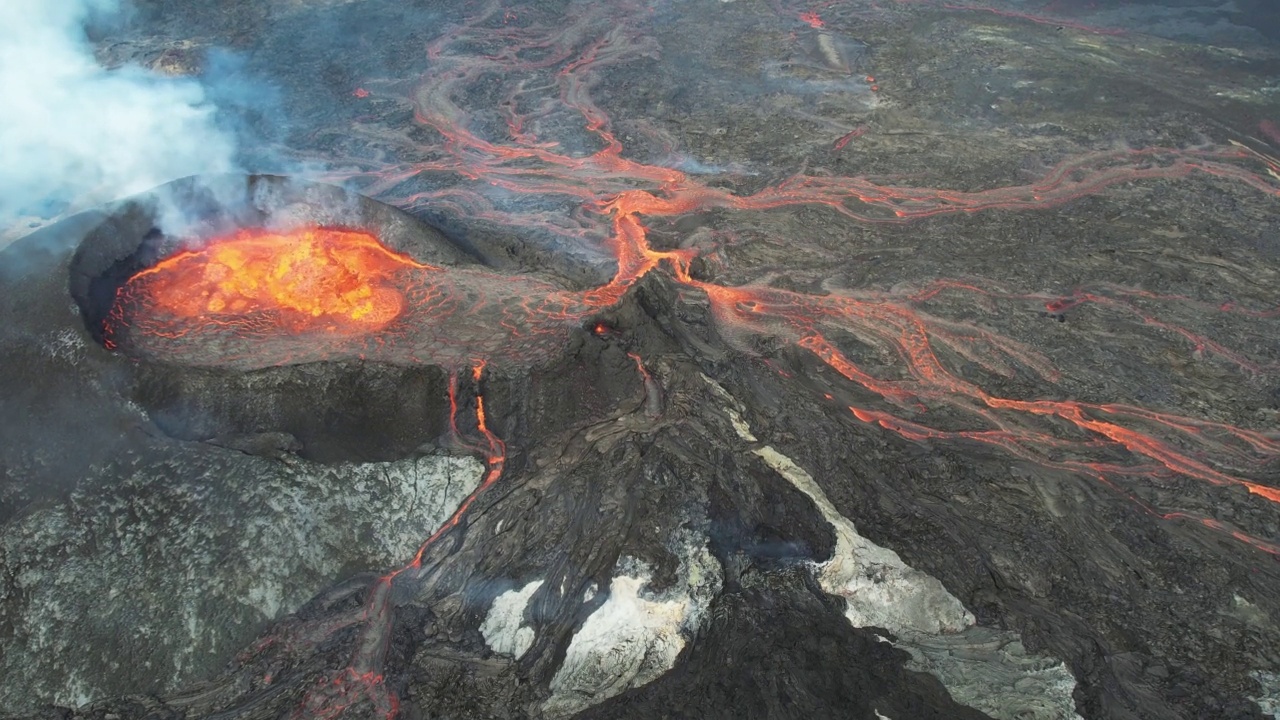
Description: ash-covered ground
2,1,1280,719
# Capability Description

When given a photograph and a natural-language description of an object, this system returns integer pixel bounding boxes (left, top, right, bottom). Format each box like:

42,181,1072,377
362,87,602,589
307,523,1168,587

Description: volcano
3,1,1280,720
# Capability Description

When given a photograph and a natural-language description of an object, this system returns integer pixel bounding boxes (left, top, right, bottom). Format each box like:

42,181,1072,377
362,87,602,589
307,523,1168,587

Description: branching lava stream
104,0,1280,716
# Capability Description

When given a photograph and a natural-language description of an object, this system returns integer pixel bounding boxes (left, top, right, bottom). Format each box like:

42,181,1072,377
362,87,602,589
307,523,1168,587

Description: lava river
98,0,1280,716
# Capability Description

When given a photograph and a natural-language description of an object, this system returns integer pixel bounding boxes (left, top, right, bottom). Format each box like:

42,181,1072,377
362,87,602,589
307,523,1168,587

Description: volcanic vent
72,174,477,362
69,174,483,462
102,225,421,349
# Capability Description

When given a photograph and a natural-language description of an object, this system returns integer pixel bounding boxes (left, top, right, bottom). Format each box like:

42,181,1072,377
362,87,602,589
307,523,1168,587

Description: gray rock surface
717,376,1081,720
0,450,481,712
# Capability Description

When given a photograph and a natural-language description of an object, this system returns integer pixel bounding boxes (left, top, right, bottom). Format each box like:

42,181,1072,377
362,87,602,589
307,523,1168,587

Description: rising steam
0,0,235,230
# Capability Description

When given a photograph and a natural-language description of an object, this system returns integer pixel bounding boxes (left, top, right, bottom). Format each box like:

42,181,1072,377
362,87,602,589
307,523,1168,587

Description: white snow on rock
1254,671,1280,719
706,375,1082,720
543,540,722,718
480,580,544,658
905,625,1082,720
754,444,974,635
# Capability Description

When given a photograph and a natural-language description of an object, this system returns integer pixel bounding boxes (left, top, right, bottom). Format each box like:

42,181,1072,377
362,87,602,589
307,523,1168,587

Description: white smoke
0,0,236,228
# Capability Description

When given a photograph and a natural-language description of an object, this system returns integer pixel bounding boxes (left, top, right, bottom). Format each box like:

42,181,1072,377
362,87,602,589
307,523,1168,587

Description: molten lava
108,227,428,345
103,3,1280,717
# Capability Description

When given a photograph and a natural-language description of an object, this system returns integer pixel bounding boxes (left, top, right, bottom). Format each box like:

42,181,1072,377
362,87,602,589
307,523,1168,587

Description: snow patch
704,374,757,443
480,580,544,659
544,540,721,718
707,378,1082,720
755,444,973,635
905,626,1081,720
1254,671,1280,719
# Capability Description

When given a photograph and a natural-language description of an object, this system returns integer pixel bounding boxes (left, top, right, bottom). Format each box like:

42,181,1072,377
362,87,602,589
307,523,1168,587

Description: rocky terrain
2,1,1279,719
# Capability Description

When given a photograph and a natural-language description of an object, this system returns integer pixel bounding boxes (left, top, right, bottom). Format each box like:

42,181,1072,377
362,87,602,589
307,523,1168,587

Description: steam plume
0,0,235,229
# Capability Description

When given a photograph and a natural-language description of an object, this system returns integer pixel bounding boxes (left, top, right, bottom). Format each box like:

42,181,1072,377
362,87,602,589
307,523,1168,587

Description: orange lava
121,227,427,337
211,5,1280,717
799,10,824,28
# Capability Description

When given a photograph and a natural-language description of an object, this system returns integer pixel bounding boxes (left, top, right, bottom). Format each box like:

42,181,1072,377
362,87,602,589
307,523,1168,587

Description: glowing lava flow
320,0,1279,560
113,0,1278,556
772,0,1127,36
286,366,505,720
105,227,431,349
108,2,1280,716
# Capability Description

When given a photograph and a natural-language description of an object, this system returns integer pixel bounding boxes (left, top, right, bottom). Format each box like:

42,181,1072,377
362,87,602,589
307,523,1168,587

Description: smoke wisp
0,0,236,231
